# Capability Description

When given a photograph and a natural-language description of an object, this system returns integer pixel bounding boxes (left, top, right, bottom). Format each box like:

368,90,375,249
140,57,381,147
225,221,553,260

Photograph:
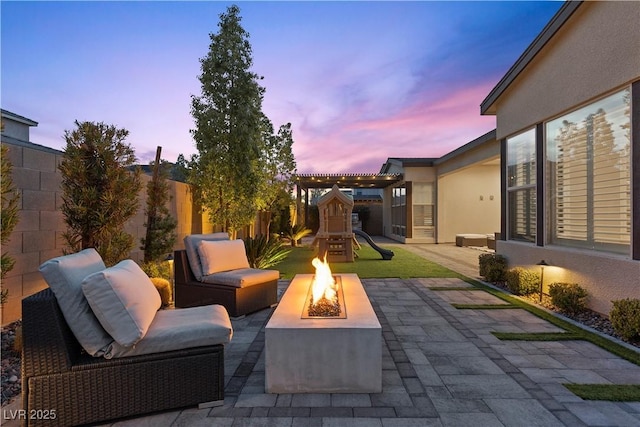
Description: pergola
294,173,403,226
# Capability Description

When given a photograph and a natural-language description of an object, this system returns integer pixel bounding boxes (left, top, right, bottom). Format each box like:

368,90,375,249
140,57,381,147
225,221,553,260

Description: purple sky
1,1,561,174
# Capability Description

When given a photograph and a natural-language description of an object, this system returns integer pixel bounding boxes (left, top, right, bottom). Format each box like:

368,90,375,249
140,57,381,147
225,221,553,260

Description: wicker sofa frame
22,288,225,427
174,249,278,317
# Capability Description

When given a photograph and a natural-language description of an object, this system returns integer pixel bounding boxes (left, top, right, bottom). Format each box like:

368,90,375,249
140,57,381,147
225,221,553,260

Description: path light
165,253,175,303
536,260,550,302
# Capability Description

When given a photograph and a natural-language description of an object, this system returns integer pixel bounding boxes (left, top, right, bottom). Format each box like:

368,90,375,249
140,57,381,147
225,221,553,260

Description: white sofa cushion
39,248,114,357
82,259,161,347
184,233,229,280
198,239,250,275
104,304,233,359
201,268,280,288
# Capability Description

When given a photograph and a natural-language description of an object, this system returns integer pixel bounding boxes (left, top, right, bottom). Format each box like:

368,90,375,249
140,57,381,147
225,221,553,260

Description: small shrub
244,234,291,269
505,267,540,295
610,298,640,341
284,224,312,247
150,277,172,308
140,260,172,281
549,282,588,314
478,253,507,282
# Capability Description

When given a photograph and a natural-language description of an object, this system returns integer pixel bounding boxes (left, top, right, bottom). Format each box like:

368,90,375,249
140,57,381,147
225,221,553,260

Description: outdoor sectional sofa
174,233,279,317
22,248,232,427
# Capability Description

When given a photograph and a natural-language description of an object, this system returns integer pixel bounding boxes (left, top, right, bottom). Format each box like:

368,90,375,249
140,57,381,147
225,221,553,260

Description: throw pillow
82,259,161,347
198,239,250,275
184,233,230,280
39,248,114,357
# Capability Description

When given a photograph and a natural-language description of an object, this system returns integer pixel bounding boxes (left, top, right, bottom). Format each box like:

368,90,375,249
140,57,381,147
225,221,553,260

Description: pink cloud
292,81,496,173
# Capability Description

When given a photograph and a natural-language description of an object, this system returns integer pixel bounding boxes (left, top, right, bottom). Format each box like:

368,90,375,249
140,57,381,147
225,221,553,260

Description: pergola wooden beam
294,173,403,227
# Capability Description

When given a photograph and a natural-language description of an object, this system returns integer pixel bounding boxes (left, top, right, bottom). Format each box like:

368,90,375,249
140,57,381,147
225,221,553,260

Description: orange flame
311,255,336,305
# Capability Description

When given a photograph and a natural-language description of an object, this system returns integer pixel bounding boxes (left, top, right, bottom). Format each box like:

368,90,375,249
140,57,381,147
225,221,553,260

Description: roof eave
480,1,583,115
434,129,497,165
0,109,39,127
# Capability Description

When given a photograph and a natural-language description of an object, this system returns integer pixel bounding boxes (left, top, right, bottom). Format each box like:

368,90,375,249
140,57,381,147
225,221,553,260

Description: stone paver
9,243,640,427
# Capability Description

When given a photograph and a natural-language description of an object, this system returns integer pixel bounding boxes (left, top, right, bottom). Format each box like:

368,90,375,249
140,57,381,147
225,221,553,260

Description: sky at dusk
1,1,562,174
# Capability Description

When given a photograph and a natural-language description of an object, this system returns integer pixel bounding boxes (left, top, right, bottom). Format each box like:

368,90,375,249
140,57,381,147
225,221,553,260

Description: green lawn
563,384,640,401
276,244,461,279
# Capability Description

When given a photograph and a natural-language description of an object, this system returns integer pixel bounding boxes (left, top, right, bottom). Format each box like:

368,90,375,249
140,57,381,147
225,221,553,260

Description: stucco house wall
484,1,640,315
489,1,640,139
437,165,500,243
381,133,501,245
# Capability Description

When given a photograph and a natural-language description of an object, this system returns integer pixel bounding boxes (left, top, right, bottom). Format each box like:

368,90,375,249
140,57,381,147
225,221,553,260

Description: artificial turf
276,244,461,279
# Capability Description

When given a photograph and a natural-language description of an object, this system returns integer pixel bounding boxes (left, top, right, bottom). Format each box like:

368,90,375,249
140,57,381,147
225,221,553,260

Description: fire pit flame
311,256,336,305
302,256,345,318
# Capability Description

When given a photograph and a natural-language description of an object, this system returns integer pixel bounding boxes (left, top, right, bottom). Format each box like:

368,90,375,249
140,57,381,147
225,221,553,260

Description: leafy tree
257,116,297,235
190,4,265,239
171,153,190,182
59,121,142,266
1,144,20,294
141,147,177,263
269,187,294,235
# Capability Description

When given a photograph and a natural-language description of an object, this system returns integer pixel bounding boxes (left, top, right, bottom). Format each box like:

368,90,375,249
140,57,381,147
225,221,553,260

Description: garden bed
490,281,640,349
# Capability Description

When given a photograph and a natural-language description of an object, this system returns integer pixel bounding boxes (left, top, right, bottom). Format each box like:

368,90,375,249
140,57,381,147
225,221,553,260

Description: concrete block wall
1,141,206,325
2,143,66,323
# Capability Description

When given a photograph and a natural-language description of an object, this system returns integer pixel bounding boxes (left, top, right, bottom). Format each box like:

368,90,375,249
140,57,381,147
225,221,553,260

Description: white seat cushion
39,248,114,357
201,268,280,288
198,239,250,275
82,259,161,347
184,233,229,280
104,304,233,359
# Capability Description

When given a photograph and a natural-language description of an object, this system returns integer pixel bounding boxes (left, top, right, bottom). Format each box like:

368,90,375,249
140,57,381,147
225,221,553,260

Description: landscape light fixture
536,260,550,302
165,253,175,298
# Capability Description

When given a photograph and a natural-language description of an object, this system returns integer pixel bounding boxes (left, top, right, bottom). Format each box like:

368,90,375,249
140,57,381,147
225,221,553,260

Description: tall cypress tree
141,147,177,263
190,4,265,238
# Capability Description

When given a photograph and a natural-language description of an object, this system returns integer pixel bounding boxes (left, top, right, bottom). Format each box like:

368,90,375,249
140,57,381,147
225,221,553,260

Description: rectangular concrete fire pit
265,273,381,393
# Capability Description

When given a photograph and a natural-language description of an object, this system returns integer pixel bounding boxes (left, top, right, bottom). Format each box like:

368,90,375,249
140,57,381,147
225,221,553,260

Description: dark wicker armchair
174,249,278,317
22,289,225,427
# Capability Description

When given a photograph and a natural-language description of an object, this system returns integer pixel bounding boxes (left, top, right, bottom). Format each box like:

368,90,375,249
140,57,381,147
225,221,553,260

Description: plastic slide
354,229,394,260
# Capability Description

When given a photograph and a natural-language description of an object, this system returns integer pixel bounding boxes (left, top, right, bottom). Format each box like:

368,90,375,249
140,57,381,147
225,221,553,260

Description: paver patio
3,244,639,426
105,269,640,426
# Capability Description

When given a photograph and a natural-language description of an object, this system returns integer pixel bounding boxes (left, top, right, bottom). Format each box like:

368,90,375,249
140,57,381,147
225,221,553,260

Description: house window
391,185,406,237
412,182,434,238
507,128,537,243
546,89,631,254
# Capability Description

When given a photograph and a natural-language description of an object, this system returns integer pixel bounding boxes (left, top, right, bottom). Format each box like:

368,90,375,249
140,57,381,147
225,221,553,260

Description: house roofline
480,1,583,115
1,109,39,127
434,129,497,165
1,136,63,155
380,158,437,173
379,129,497,173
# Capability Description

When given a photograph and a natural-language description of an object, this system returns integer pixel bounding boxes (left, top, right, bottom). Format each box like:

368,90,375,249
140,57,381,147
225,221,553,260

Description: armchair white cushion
201,268,280,288
39,248,114,357
82,259,161,347
198,239,250,275
105,304,232,359
184,233,230,280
